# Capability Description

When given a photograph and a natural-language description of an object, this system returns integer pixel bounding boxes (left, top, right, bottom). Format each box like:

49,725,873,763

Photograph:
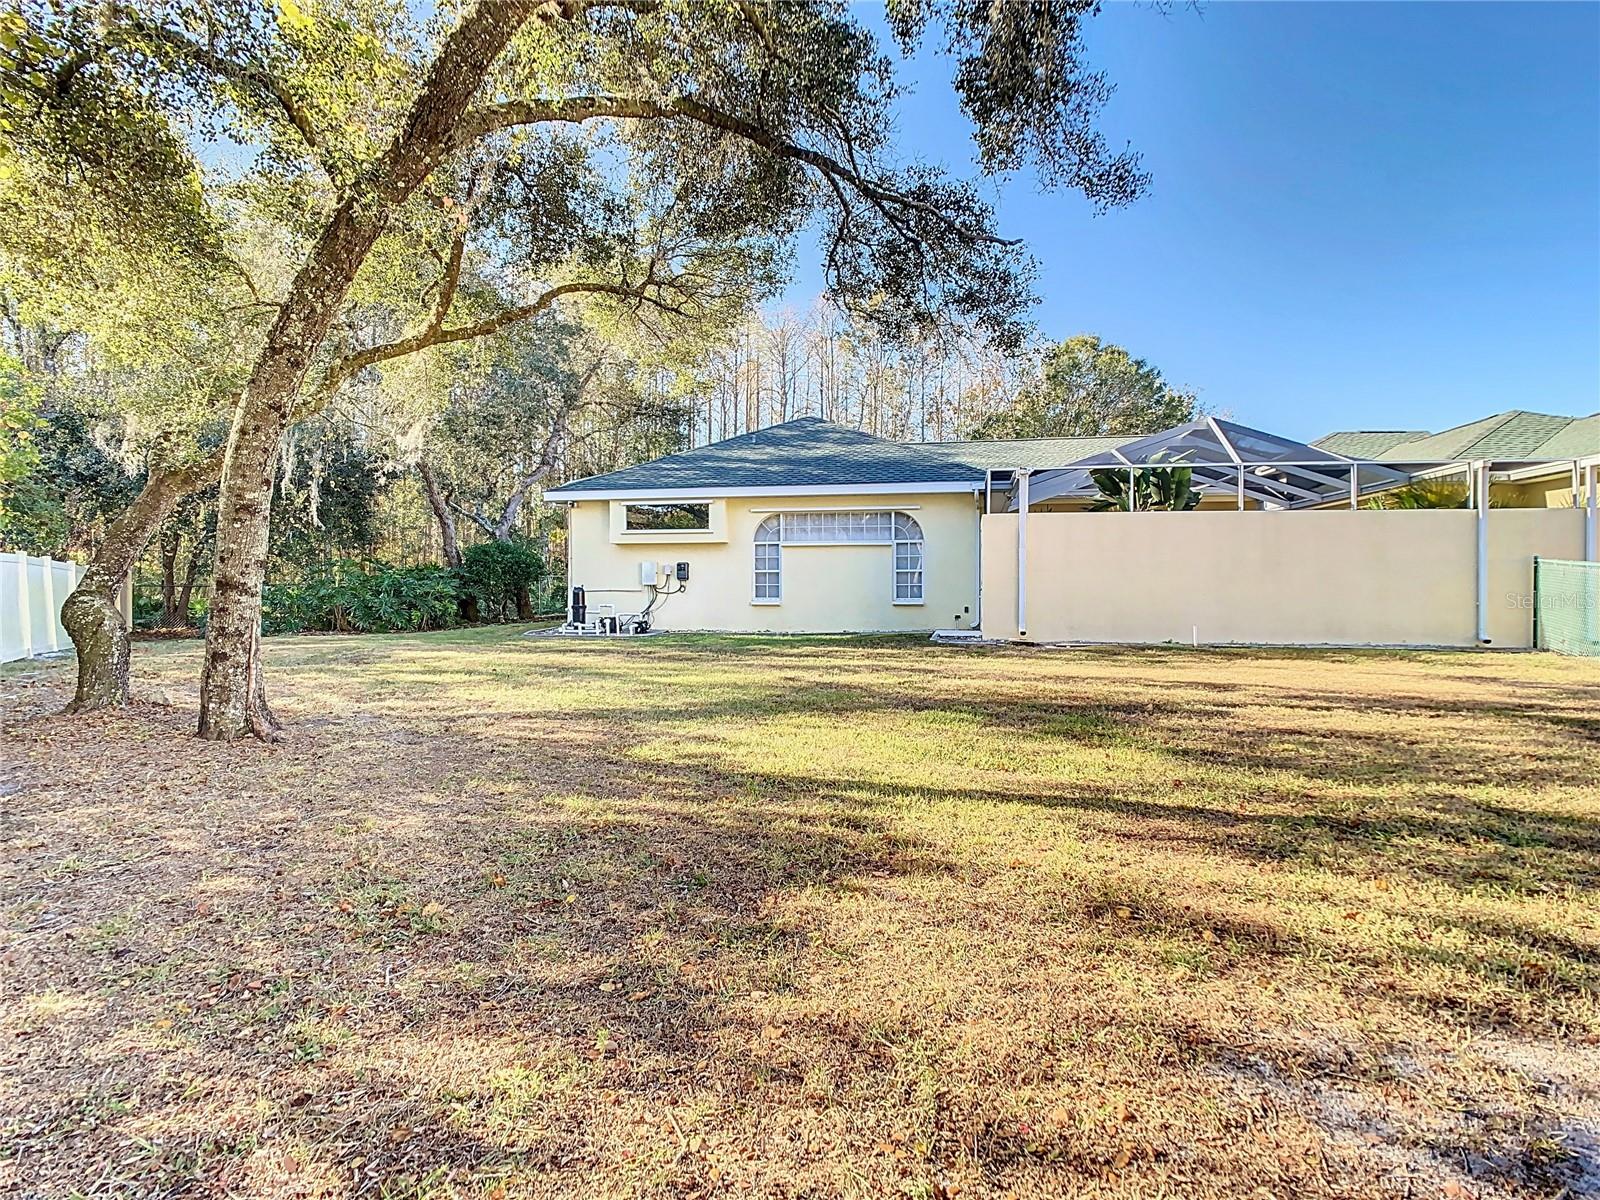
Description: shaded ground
2,629,1598,1199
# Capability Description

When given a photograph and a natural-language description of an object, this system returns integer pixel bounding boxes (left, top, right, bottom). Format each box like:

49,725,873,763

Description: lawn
2,629,1598,1199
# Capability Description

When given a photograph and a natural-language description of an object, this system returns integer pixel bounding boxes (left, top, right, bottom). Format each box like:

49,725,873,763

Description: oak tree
6,0,1147,738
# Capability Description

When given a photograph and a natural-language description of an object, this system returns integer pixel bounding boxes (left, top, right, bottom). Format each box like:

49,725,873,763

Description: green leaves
1089,452,1202,513
262,560,462,633
968,334,1202,440
455,539,544,623
0,352,42,487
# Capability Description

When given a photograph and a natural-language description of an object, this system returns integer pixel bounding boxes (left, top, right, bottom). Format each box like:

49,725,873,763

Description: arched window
751,511,923,604
892,512,924,603
753,514,782,602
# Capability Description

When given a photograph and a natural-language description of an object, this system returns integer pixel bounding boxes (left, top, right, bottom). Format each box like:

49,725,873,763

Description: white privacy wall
0,552,83,663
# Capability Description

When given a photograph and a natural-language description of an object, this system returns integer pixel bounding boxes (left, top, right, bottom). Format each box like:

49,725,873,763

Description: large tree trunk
417,458,478,621
197,1,533,741
61,457,220,712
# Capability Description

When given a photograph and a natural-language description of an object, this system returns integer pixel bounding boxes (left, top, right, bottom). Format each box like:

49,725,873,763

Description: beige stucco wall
566,491,982,633
981,509,1587,648
1499,471,1592,509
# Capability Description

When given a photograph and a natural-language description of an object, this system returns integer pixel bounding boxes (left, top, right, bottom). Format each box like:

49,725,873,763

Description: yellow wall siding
566,492,981,633
1498,472,1592,509
981,509,1586,648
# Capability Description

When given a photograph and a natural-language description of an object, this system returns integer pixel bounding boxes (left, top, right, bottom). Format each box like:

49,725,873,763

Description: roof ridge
1320,428,1427,436
922,433,1136,446
1452,410,1568,458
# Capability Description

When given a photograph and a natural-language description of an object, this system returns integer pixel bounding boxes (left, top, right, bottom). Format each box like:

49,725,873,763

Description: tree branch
123,14,331,173
325,277,679,389
451,93,1018,247
495,357,606,537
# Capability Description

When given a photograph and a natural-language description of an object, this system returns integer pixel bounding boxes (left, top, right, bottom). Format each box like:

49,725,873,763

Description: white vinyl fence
1,551,85,663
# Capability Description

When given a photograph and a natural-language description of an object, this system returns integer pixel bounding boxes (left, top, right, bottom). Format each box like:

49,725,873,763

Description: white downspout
973,485,984,630
1474,460,1490,645
1586,461,1598,563
1017,468,1030,639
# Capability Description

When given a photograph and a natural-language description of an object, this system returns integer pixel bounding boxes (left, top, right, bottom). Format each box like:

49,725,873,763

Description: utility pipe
1474,461,1490,645
1017,468,1030,639
1587,462,1598,563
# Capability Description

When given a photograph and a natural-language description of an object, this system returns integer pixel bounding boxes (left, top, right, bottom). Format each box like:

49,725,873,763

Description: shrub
263,560,461,634
455,539,544,622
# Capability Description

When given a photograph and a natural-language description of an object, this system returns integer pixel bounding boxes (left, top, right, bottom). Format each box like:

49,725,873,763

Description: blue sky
789,2,1600,442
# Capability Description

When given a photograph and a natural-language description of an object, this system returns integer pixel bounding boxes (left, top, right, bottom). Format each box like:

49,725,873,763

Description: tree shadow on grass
5,640,1599,1197
0,693,976,1195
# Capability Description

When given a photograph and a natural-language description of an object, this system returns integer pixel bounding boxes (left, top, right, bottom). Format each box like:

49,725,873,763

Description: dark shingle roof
545,417,991,494
548,409,1599,499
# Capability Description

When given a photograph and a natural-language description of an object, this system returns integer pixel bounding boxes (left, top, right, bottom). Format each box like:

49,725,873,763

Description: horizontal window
625,503,711,532
753,511,922,605
763,511,894,543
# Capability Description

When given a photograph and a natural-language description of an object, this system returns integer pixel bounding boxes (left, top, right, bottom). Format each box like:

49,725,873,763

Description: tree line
1,0,1170,741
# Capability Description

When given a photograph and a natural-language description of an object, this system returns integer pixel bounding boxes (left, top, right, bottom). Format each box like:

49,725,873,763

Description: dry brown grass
2,629,1598,1200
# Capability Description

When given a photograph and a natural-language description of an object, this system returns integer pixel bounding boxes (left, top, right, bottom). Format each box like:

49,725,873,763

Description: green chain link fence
1533,558,1600,657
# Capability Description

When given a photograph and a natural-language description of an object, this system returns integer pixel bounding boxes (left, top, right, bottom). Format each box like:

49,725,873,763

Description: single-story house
542,409,1597,642
1314,409,1600,508
542,417,1024,634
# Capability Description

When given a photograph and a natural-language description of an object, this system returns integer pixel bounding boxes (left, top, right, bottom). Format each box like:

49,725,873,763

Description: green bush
455,539,544,621
263,560,461,634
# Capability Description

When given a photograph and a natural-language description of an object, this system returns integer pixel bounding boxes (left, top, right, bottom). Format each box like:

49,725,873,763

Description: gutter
543,481,986,502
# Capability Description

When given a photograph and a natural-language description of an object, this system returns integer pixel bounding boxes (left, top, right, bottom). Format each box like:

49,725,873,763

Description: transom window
752,511,923,604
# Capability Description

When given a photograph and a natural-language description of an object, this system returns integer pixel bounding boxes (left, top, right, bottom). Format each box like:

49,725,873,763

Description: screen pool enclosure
991,417,1583,512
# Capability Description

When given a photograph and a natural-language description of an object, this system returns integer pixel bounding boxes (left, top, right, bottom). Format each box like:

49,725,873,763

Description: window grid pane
754,521,782,599
775,510,905,544
758,511,924,603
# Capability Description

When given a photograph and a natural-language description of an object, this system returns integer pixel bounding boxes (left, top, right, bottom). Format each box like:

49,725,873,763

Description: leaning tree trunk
61,457,220,712
197,0,533,741
416,459,462,567
159,528,181,627
417,459,478,621
175,540,205,626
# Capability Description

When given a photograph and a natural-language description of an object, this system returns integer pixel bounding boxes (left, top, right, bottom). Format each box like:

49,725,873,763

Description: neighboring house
543,409,1596,635
1315,409,1600,507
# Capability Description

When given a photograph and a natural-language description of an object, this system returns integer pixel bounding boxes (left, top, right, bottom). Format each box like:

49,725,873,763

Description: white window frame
749,510,923,606
892,512,924,605
752,515,782,604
